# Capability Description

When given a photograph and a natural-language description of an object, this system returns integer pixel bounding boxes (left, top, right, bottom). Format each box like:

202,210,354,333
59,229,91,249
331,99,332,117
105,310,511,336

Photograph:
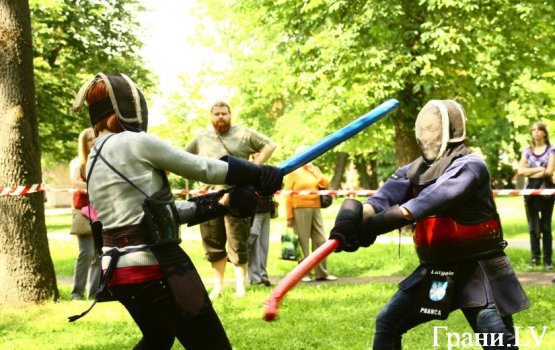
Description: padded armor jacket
365,154,530,316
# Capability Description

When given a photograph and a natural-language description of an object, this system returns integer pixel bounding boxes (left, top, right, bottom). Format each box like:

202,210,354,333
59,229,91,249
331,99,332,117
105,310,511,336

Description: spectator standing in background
284,146,337,282
185,101,277,298
248,194,275,286
248,153,275,287
517,122,555,270
69,127,100,300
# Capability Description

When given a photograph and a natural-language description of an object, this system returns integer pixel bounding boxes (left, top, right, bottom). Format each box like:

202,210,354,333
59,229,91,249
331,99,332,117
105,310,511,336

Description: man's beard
213,120,231,134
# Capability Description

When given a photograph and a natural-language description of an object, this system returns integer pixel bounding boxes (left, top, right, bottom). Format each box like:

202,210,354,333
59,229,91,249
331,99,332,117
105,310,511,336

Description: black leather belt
102,222,151,247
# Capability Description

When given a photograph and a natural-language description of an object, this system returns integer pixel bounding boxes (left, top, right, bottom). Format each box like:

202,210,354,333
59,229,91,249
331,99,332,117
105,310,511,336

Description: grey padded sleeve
175,201,197,224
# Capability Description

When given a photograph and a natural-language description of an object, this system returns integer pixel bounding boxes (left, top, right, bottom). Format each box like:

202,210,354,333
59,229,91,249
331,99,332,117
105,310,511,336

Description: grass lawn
1,195,553,349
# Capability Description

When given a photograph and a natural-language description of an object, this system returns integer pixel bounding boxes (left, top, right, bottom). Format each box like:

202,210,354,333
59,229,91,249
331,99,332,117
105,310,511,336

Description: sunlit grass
45,213,72,233
1,282,553,350
26,197,554,349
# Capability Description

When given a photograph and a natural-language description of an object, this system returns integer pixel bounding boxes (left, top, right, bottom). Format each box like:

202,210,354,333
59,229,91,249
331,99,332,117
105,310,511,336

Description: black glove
258,165,283,195
221,155,283,195
228,185,259,218
329,199,363,252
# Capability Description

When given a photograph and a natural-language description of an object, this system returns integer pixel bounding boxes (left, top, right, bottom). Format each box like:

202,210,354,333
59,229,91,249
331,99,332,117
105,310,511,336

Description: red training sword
263,99,397,321
263,238,340,321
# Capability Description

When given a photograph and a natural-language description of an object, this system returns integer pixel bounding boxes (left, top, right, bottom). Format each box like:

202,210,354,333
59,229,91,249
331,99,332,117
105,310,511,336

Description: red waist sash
414,216,503,264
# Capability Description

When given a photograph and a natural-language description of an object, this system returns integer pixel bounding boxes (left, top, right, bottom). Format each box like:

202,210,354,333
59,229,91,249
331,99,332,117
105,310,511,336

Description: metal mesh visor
443,100,466,143
415,103,447,164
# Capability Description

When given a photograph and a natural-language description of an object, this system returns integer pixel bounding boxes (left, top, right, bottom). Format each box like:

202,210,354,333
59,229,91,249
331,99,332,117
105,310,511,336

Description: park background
3,198,555,349
1,0,555,349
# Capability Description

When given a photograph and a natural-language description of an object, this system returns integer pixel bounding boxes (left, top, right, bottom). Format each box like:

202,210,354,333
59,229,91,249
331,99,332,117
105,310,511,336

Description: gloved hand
329,199,363,252
228,185,259,218
221,155,283,195
258,165,283,195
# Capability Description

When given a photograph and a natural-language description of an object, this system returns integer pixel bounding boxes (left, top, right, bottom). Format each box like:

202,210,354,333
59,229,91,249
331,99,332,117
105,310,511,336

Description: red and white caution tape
277,190,378,196
492,189,555,196
170,189,379,196
2,185,555,197
0,184,45,196
172,189,555,196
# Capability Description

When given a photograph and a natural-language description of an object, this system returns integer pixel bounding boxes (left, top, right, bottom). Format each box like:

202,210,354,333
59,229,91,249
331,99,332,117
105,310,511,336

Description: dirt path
312,272,554,286
59,272,553,288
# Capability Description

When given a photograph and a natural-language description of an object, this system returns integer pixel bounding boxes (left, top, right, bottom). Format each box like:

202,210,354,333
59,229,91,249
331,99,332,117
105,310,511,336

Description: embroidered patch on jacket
429,280,448,301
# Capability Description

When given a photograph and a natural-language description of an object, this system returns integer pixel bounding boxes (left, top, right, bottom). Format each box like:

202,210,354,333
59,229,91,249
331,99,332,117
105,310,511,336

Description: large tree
31,0,154,165
0,0,58,303
183,0,554,186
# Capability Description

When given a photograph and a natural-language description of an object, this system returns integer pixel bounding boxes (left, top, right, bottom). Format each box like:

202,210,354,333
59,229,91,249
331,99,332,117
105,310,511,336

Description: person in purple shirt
517,122,554,269
330,100,529,349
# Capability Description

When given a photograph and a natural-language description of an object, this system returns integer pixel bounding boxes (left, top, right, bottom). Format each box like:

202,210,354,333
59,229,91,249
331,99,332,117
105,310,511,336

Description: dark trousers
199,215,250,264
524,197,553,265
110,279,232,350
373,287,517,350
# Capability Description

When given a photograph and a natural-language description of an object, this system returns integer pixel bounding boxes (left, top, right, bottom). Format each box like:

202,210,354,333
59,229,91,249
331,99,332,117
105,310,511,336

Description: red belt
414,216,503,263
414,216,501,247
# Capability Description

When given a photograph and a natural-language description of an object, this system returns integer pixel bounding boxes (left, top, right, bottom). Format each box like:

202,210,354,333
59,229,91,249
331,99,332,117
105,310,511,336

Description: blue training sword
264,98,398,321
278,98,398,175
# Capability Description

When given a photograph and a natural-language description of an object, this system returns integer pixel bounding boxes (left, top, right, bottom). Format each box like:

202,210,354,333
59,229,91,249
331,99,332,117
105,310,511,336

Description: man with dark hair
186,101,277,298
330,100,529,349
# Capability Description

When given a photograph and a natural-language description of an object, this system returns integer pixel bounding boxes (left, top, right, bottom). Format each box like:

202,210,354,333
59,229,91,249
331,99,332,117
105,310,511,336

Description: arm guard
221,155,283,195
185,190,229,226
184,185,259,226
175,201,197,224
360,205,412,246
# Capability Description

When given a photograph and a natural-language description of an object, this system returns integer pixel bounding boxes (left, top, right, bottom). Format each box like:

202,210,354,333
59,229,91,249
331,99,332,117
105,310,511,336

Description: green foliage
30,0,155,166
149,87,212,150
507,69,555,152
170,0,555,186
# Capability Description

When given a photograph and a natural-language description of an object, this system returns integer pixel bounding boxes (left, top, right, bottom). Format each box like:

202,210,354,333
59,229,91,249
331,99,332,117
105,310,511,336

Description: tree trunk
354,154,371,189
394,1,426,167
330,152,349,189
368,158,378,189
394,119,419,167
0,0,59,304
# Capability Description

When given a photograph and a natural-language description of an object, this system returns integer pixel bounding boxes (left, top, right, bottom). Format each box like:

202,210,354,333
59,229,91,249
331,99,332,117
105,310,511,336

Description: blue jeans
373,287,517,350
